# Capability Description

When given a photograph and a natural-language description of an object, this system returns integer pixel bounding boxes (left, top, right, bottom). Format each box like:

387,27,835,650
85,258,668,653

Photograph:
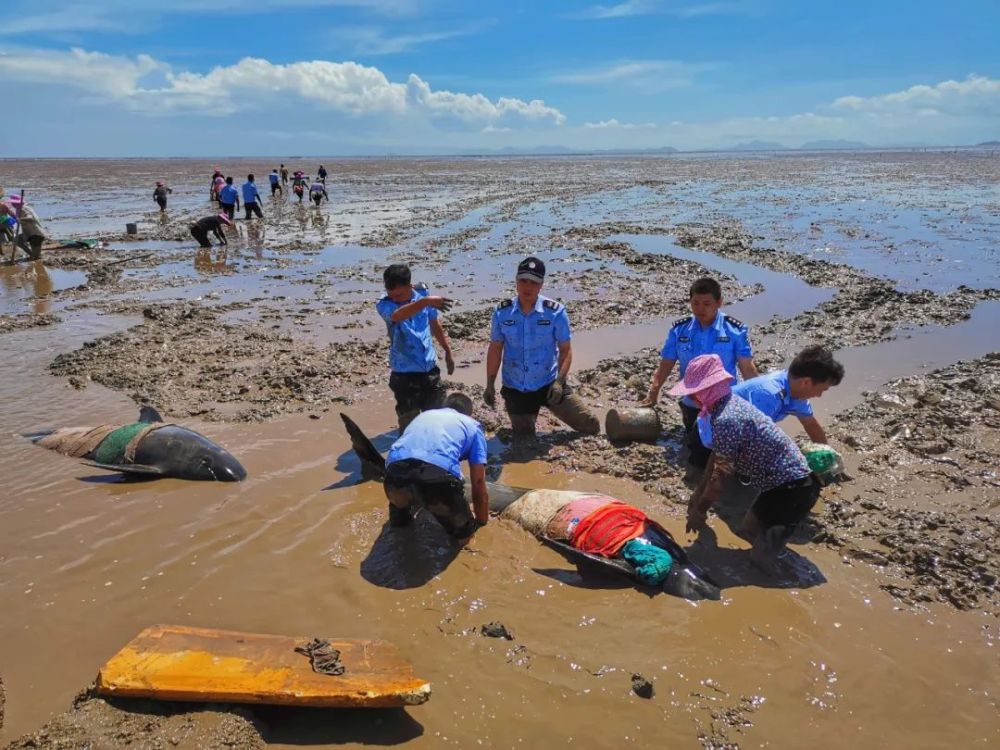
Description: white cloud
575,1,750,20
328,21,492,55
553,59,714,90
576,0,660,19
0,46,565,127
832,75,1000,117
584,118,656,129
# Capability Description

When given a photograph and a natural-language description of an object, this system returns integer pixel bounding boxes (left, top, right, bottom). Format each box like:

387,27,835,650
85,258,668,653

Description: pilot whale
29,406,247,482
340,413,720,601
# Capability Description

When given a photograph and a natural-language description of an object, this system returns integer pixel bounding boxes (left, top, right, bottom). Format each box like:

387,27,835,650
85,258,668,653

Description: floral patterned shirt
709,394,810,490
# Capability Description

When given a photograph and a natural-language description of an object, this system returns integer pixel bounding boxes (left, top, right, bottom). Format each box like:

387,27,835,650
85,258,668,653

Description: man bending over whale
383,393,489,540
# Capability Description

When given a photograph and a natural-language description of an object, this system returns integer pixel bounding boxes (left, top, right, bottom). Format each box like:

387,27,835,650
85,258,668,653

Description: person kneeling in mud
309,179,329,206
383,393,489,540
484,256,599,440
376,264,455,432
189,213,232,248
674,354,820,575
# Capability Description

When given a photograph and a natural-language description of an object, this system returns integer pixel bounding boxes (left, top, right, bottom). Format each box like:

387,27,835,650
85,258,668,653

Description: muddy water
1,154,999,748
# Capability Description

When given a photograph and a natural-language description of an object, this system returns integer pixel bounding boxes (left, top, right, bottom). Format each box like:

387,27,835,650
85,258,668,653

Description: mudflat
0,152,997,749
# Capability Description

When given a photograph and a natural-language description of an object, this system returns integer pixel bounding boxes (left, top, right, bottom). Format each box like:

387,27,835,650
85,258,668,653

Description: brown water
1,155,998,748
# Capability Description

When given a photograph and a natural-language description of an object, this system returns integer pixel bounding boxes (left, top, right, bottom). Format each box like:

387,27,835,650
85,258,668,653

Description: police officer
642,277,758,468
376,263,455,432
484,256,599,438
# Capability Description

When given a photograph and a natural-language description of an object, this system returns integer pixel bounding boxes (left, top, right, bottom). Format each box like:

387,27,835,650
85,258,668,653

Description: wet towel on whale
570,503,669,557
546,495,622,540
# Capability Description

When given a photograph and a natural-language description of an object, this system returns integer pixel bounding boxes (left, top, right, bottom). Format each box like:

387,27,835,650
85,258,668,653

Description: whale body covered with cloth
28,406,247,481
341,413,720,601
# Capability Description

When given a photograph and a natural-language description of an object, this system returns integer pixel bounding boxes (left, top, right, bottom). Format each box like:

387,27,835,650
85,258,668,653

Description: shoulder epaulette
724,315,747,329
413,282,428,292
497,298,514,310
671,315,693,329
542,298,564,311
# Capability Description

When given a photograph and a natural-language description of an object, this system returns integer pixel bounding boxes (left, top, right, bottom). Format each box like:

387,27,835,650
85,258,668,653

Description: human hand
483,383,496,408
685,507,707,534
546,378,567,406
640,390,658,408
426,296,454,312
445,353,455,375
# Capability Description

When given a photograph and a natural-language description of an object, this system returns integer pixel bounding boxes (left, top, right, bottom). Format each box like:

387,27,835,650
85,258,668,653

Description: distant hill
801,139,870,150
457,145,678,156
974,140,1000,147
726,140,790,151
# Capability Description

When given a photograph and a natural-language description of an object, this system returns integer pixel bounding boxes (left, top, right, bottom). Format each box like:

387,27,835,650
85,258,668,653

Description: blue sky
1,0,997,156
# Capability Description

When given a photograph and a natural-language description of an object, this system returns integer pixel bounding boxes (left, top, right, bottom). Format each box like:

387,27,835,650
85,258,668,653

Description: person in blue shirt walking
732,345,844,444
218,177,239,221
242,174,264,220
484,256,599,439
642,277,759,469
268,169,283,197
384,393,489,539
377,264,456,432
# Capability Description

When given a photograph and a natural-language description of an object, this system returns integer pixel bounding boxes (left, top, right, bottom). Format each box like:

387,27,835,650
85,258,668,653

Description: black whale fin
84,461,166,476
339,413,387,480
139,406,164,423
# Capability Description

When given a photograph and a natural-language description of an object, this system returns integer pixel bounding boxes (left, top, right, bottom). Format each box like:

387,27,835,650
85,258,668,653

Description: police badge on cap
516,256,546,282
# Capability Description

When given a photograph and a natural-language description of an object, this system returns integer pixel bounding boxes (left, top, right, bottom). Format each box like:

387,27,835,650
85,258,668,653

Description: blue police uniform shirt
661,310,752,406
269,173,280,185
386,408,488,479
241,182,260,204
732,369,813,423
376,284,439,374
490,295,571,392
218,184,239,204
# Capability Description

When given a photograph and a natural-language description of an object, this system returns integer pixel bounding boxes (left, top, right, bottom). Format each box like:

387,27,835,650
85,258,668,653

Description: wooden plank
95,624,431,708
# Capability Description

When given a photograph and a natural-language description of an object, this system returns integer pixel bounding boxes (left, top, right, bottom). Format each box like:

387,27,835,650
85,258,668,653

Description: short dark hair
383,264,411,289
789,345,845,385
690,277,722,300
247,173,255,181
444,392,473,416
225,176,234,184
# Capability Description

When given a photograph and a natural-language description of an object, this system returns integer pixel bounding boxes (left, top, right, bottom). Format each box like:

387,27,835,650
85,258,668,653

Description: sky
1,0,998,156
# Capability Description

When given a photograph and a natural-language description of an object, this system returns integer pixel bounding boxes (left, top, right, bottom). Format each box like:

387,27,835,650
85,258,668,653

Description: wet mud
2,153,999,749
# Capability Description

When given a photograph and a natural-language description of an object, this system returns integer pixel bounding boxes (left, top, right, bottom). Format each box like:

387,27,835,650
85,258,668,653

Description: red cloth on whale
570,503,655,557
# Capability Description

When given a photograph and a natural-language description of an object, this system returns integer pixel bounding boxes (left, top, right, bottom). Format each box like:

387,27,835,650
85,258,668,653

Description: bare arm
485,340,503,385
737,356,759,380
556,340,572,382
430,318,454,374
798,415,828,444
389,295,451,322
642,358,676,406
469,464,489,524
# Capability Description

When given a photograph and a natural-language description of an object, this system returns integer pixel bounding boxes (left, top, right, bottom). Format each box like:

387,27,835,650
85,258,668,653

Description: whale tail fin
139,405,164,423
340,413,387,480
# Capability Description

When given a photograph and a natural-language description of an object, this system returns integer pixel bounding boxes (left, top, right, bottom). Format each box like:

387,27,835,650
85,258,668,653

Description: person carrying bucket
484,256,600,439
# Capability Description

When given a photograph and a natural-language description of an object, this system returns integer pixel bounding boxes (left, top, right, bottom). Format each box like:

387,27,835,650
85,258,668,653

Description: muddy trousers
244,202,263,220
190,225,212,248
389,368,445,432
680,402,712,469
156,197,167,211
383,458,476,538
501,382,600,437
15,234,43,260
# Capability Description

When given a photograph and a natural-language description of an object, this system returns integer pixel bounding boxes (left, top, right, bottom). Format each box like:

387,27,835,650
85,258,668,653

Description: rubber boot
547,393,600,435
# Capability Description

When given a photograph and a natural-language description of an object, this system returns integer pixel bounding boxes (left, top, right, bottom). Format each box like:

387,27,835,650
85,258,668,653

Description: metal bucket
125,222,138,235
605,407,661,443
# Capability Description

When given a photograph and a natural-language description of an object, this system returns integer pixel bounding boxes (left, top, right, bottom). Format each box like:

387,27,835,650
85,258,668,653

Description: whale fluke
139,406,164,423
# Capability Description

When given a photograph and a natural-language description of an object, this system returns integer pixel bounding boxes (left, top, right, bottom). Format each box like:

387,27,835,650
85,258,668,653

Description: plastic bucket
125,222,138,235
605,407,661,443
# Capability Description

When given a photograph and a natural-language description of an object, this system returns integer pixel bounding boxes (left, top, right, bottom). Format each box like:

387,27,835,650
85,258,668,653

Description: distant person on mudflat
210,168,225,202
675,354,820,576
242,174,264,220
642,276,759,470
733,345,844,444
153,181,172,212
218,177,239,220
189,213,231,248
484,256,600,439
3,194,46,260
280,164,289,185
269,169,283,197
377,263,455,432
292,171,308,203
383,393,489,541
309,179,329,206
317,165,328,184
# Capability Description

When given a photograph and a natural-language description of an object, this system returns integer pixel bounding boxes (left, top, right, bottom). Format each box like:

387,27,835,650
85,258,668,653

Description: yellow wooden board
96,624,431,708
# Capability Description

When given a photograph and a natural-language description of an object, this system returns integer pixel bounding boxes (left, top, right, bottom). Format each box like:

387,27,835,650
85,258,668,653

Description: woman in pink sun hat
675,354,820,575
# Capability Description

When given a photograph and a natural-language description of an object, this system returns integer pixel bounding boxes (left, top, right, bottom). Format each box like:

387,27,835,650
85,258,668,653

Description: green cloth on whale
801,442,842,476
93,422,148,464
620,539,673,586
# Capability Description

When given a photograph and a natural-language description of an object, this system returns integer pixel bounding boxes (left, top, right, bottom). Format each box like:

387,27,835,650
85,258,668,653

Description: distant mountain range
456,145,679,156
974,140,1000,147
800,139,871,150
725,140,791,151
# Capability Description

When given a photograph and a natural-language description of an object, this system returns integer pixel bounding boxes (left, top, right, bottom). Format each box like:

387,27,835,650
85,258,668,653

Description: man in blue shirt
376,264,455,432
242,174,263,220
268,169,282,197
484,256,599,438
384,393,489,539
733,345,844,444
218,177,239,220
643,277,759,469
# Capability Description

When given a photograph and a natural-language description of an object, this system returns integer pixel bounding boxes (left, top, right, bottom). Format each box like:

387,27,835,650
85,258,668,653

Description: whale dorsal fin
139,406,164,423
